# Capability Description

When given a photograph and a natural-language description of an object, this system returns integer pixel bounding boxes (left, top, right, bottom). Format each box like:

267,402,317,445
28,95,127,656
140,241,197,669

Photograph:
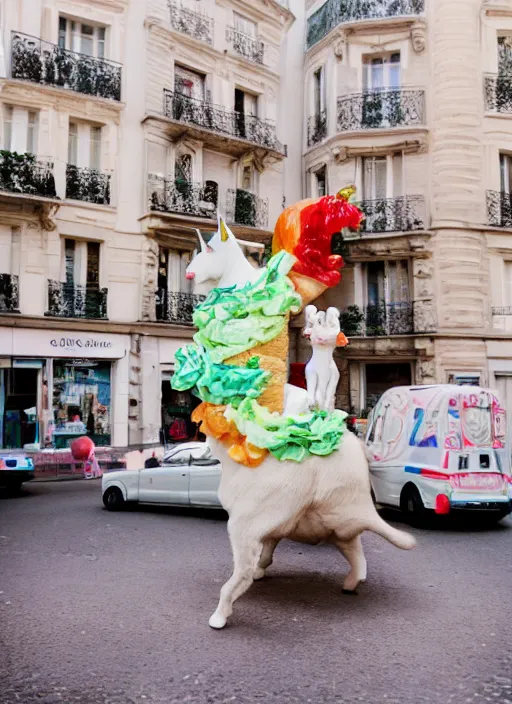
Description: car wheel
103,487,124,511
480,509,511,526
400,484,426,527
6,480,23,495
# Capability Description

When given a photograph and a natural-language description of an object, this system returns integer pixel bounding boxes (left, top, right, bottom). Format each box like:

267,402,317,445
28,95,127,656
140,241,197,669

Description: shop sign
1,329,128,360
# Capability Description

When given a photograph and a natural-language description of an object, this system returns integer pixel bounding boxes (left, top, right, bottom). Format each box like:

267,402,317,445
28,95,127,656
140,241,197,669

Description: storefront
0,328,129,450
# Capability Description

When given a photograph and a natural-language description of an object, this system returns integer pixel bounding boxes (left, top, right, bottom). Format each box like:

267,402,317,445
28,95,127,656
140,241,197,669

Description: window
3,106,38,154
175,153,192,183
174,66,205,100
363,52,400,91
3,105,12,150
68,122,78,165
363,157,387,200
68,122,102,169
365,260,410,306
504,261,512,305
58,16,107,58
62,238,101,289
233,13,256,37
242,163,254,191
158,247,192,293
314,166,327,197
313,66,325,117
500,153,512,193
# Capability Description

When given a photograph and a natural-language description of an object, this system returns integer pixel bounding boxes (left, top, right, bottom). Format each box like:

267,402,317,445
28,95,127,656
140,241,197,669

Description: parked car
102,442,222,511
0,454,35,492
365,385,512,524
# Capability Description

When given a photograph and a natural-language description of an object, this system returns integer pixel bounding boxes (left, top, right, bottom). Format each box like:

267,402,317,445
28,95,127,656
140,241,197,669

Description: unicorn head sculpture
186,213,261,289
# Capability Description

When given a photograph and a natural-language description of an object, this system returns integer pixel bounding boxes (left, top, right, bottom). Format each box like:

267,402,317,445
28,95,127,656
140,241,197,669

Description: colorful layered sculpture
171,189,364,467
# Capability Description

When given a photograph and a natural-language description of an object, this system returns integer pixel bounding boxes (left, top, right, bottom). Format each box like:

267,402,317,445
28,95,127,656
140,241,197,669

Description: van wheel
103,487,124,511
400,485,426,527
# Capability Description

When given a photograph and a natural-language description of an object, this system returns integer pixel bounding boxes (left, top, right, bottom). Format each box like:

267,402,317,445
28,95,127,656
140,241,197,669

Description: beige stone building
299,0,512,425
0,0,295,453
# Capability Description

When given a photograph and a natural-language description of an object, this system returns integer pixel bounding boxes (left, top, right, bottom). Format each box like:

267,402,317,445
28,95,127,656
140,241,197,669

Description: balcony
226,189,269,230
337,89,425,132
46,281,108,320
168,1,214,45
155,290,206,325
162,90,285,155
484,74,512,114
66,165,111,205
486,190,512,228
340,301,436,337
0,274,19,313
307,110,328,146
307,0,425,50
0,151,57,199
11,32,122,101
148,175,218,218
358,196,425,234
226,27,264,64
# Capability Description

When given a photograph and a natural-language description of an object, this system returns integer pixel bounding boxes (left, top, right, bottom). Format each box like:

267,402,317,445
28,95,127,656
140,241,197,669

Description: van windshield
462,405,492,447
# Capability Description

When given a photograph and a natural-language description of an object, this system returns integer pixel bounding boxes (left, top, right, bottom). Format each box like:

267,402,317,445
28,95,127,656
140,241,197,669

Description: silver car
101,442,222,511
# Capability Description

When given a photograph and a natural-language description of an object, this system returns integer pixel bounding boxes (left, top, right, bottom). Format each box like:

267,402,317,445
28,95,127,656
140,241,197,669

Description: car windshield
163,445,211,463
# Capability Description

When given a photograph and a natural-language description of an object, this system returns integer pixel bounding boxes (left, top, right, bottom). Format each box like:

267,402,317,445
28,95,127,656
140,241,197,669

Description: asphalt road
1,480,512,704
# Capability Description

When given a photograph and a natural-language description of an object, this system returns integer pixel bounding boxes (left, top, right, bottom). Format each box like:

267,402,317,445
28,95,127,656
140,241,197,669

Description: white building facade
0,0,294,453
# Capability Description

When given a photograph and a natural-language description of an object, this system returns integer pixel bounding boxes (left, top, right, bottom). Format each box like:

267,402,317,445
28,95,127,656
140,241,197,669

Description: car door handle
182,473,186,477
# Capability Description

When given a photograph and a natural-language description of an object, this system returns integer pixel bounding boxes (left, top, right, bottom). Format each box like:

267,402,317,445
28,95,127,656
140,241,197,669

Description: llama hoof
209,612,227,629
342,588,359,596
253,567,266,581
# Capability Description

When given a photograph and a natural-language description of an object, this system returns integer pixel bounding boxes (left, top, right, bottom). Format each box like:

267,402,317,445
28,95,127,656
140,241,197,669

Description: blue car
0,455,35,491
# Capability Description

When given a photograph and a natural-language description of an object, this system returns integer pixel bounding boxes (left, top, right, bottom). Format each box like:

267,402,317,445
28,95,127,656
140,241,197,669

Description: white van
365,385,512,524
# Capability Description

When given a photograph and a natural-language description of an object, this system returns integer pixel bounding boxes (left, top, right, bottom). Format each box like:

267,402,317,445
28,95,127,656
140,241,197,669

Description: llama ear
195,228,207,253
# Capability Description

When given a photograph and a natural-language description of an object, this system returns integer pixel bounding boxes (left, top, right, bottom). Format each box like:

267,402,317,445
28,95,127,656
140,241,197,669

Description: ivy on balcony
0,150,57,198
168,2,214,45
46,281,108,320
148,175,218,217
66,165,111,205
163,90,284,153
340,301,436,337
306,0,425,49
337,89,425,131
226,27,264,64
0,274,19,313
226,188,269,229
155,290,206,325
487,190,512,228
11,31,122,101
307,110,328,146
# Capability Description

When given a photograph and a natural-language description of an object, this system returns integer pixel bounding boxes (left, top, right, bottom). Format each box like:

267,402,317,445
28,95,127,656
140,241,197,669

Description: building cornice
0,314,197,340
482,0,512,18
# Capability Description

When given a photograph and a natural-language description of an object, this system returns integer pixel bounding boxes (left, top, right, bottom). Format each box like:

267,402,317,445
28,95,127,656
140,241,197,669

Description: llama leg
209,522,262,629
334,534,367,593
254,539,278,581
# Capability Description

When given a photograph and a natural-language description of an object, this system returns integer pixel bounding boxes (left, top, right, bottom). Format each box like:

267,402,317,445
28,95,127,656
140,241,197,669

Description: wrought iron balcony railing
0,274,19,313
359,196,425,234
307,0,425,49
11,31,122,101
168,1,214,44
308,110,328,146
337,89,425,131
46,281,108,320
484,74,512,113
492,306,512,315
340,301,436,337
156,290,206,325
163,90,284,153
226,188,269,229
148,175,218,217
487,190,512,228
0,150,57,199
226,27,264,64
66,165,111,205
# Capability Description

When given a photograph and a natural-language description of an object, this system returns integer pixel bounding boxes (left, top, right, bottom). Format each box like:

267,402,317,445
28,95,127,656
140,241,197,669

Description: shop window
52,361,111,448
0,365,41,449
161,374,204,445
